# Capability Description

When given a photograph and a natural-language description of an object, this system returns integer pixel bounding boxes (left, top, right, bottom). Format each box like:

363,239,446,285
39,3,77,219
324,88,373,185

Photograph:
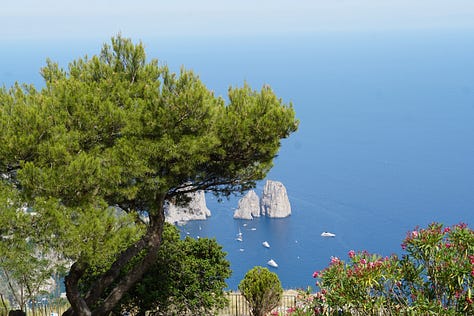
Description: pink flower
360,258,367,265
330,256,340,265
445,243,451,248
348,250,355,258
401,243,407,250
457,222,467,229
411,230,418,238
312,271,319,278
471,270,474,277
469,255,474,264
443,227,451,233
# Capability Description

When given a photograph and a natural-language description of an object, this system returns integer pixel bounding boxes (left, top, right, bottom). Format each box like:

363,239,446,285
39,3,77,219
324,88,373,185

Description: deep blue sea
2,31,474,290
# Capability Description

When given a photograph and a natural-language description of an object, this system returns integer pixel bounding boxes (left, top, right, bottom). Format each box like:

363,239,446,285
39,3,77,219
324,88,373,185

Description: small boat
267,259,278,268
236,229,243,242
250,228,257,231
262,241,270,248
321,232,336,237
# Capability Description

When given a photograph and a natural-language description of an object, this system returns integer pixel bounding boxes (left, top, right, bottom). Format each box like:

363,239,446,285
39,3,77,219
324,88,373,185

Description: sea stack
233,190,261,219
260,180,291,218
165,190,211,224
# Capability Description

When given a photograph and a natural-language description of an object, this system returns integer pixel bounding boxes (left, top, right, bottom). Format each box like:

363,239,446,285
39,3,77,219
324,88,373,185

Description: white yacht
262,241,270,248
236,229,243,242
321,232,336,237
267,259,278,268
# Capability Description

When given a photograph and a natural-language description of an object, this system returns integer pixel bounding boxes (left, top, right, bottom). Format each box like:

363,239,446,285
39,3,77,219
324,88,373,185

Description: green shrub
239,266,283,316
118,223,231,315
310,222,474,315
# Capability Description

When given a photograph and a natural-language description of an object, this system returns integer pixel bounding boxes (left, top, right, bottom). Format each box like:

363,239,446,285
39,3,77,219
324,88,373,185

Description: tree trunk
19,286,24,313
65,262,91,316
84,237,148,306
63,196,166,316
25,282,34,316
92,209,165,316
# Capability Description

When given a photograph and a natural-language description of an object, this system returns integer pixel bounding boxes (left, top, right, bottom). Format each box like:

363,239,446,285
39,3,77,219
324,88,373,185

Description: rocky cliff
233,190,261,219
260,180,291,218
165,191,211,224
233,180,291,219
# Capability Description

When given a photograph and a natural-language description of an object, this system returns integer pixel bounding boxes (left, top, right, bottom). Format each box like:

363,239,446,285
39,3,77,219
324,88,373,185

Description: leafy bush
239,266,283,316
118,223,231,316
307,223,474,315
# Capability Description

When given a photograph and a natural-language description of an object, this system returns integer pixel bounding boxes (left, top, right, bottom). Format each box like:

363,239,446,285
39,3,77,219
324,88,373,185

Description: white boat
262,241,270,248
321,232,336,237
236,229,243,242
267,259,278,268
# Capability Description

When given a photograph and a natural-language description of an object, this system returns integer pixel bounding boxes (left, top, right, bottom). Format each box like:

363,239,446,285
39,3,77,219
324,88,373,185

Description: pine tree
0,35,298,316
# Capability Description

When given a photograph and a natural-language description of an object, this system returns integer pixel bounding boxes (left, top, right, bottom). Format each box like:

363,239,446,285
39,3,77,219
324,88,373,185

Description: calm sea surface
2,31,474,290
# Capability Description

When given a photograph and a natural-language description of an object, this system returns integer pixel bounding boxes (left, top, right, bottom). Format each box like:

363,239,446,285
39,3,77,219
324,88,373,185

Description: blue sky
2,0,474,40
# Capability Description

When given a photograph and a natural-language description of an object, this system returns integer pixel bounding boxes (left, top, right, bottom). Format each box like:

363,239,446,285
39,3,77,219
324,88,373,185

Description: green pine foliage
0,35,298,315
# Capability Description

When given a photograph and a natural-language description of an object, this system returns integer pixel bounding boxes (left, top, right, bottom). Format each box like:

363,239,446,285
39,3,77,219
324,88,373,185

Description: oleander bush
282,223,474,315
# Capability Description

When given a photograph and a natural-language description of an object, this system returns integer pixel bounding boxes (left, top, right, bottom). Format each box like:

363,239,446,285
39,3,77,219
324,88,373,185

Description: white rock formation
233,190,261,219
260,180,291,218
165,191,211,224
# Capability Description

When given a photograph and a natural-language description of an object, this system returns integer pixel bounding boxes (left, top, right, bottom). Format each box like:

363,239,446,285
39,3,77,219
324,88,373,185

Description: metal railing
218,292,296,316
4,293,296,316
2,304,69,316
